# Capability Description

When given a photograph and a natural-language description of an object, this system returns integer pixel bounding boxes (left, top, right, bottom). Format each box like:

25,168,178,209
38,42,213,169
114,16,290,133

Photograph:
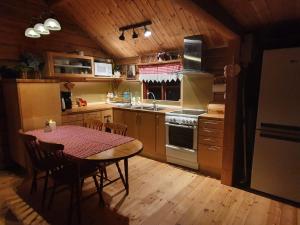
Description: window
143,80,181,101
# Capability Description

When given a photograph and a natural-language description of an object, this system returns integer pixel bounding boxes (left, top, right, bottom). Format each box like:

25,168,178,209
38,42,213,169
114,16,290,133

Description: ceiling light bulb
132,29,138,39
119,31,125,41
34,23,50,35
25,28,41,38
144,26,152,37
44,18,61,31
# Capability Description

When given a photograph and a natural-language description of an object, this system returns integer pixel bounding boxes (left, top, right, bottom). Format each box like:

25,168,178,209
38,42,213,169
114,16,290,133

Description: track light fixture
132,29,138,39
119,20,152,41
144,26,152,37
119,31,125,41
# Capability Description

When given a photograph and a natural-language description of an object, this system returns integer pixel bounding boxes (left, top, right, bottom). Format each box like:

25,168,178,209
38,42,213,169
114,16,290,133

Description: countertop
200,113,224,120
62,103,224,119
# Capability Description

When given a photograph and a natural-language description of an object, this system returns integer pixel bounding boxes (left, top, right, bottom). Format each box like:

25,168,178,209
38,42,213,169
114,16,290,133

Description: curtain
138,62,183,82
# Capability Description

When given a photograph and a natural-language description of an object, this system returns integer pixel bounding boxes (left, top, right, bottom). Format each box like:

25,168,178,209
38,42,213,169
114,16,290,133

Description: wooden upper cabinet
46,52,94,78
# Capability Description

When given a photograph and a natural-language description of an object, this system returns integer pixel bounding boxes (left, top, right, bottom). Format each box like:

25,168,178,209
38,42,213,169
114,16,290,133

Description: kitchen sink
130,105,166,111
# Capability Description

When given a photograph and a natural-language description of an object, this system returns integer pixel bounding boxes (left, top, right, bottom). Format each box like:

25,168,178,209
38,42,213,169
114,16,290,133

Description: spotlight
119,31,125,41
144,26,152,37
132,29,138,39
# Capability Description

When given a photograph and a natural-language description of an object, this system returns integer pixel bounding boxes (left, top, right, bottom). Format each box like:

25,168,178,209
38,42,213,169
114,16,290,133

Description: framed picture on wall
126,64,136,80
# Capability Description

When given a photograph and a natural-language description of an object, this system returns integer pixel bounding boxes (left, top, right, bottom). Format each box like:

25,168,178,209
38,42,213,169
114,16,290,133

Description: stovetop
169,109,206,116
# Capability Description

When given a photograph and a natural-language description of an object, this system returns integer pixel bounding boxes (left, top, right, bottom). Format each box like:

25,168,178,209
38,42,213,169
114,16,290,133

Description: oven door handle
165,122,196,129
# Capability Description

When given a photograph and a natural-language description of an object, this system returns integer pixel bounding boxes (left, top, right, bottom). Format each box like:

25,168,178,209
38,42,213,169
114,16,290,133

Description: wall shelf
137,59,182,66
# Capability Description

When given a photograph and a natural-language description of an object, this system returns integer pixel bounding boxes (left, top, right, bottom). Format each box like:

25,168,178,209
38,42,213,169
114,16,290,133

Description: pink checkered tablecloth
26,125,134,159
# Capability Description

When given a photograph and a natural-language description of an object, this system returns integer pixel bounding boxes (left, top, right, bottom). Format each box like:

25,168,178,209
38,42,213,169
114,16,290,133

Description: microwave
94,62,113,76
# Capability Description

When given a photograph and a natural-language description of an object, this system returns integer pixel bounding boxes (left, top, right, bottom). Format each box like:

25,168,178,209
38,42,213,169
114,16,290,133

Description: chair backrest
104,122,127,136
83,119,103,131
19,130,44,170
38,140,69,172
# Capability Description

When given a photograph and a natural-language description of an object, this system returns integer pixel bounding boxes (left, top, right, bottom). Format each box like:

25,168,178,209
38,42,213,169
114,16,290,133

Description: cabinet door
139,112,156,156
124,110,138,139
155,114,166,161
113,109,125,124
101,109,113,123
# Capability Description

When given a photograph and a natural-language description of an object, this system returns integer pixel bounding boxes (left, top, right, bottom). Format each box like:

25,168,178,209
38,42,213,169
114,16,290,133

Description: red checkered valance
138,62,183,82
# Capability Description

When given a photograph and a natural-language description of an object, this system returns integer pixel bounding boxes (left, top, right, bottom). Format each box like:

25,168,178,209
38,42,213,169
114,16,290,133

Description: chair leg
41,171,49,210
67,185,74,225
104,167,108,179
48,181,57,210
30,170,37,194
92,175,104,207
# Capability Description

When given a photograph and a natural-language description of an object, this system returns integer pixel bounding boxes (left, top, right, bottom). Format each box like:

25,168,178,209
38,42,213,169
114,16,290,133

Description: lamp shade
44,18,61,31
25,28,41,38
34,23,50,35
144,27,152,37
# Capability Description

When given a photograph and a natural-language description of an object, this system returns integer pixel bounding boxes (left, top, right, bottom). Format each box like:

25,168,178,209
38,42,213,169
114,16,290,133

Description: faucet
147,91,157,111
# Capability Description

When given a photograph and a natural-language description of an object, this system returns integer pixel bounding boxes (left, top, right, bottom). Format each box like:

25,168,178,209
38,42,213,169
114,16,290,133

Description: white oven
165,110,204,170
94,62,113,76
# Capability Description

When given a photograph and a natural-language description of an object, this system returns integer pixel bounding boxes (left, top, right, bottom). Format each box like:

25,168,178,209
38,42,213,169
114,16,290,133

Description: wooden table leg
124,158,129,195
99,168,105,206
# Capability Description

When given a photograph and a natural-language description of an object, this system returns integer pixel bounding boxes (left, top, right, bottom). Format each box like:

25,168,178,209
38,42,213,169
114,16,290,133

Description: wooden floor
0,156,299,225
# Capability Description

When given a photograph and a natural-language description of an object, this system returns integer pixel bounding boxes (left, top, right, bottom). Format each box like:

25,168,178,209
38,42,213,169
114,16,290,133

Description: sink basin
130,106,165,111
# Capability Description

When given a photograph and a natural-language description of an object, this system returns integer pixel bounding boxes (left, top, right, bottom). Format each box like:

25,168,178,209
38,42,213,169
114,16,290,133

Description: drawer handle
203,121,219,125
203,129,213,133
208,146,219,151
203,138,212,142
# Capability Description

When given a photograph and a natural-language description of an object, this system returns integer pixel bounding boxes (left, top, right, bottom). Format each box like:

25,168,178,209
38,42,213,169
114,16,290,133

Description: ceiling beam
173,0,244,40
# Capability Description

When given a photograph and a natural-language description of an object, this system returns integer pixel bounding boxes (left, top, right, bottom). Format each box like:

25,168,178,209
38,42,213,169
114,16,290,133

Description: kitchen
0,0,299,225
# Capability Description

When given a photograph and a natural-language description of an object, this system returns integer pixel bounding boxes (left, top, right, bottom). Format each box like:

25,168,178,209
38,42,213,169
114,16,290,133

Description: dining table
26,125,143,205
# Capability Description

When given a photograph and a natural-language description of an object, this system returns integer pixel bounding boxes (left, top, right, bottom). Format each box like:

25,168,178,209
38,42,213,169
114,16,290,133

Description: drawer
198,127,224,138
83,112,102,121
62,120,83,126
198,135,223,146
62,114,84,123
198,144,222,177
199,119,224,130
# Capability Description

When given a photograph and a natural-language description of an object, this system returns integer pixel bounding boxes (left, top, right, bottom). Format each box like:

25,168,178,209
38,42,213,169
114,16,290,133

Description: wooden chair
104,122,127,136
39,140,104,225
19,130,65,209
102,122,128,192
83,119,103,131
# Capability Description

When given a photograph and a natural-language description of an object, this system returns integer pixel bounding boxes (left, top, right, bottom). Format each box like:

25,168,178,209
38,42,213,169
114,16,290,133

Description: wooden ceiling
53,0,232,59
217,0,300,30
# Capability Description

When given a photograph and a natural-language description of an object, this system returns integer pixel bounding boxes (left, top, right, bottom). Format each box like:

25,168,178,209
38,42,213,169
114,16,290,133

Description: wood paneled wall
0,0,107,62
0,83,8,168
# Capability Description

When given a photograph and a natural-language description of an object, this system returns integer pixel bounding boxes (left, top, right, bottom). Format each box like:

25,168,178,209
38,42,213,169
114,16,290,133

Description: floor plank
0,156,299,225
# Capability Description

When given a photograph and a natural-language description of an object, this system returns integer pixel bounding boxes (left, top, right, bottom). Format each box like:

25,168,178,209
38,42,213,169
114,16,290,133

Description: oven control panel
165,115,198,126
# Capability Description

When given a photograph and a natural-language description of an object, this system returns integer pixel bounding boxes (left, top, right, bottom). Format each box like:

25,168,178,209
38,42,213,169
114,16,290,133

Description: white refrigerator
251,47,300,203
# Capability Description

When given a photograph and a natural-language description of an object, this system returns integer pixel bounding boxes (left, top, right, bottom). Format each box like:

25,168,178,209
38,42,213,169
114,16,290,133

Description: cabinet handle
208,146,219,151
203,121,219,125
203,129,213,133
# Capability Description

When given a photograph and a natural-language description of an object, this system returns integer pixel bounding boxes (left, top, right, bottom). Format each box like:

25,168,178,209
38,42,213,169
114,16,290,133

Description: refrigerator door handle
260,130,300,143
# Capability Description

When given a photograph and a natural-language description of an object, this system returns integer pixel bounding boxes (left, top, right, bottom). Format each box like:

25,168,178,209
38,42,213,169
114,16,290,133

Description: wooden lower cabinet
62,109,113,126
124,110,138,138
113,108,125,124
113,109,166,161
198,117,224,178
155,114,166,161
138,112,156,157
